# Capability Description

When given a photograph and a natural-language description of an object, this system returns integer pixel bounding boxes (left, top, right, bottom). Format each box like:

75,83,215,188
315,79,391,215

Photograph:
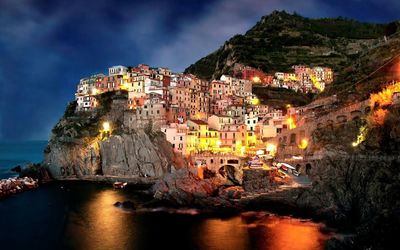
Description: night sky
0,0,399,141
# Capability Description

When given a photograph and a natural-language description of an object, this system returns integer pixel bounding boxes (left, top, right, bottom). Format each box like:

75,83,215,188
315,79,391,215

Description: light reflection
66,189,134,250
197,213,330,250
261,216,329,250
198,217,250,250
62,184,331,250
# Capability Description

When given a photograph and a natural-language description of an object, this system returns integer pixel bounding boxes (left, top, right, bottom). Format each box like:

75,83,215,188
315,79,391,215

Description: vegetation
253,85,313,107
310,106,400,249
51,90,128,141
185,11,396,83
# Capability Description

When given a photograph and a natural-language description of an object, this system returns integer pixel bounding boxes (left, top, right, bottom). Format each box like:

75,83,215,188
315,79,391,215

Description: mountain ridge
184,10,399,84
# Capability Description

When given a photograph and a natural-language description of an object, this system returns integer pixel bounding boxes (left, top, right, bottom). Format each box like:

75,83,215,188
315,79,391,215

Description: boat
113,182,128,189
277,163,300,176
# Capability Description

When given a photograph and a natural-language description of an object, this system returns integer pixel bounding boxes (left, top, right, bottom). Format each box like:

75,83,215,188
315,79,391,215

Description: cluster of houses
233,63,333,93
74,63,334,159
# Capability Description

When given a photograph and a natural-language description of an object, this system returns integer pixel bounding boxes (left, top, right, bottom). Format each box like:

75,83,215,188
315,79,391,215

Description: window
227,159,239,164
290,133,296,144
220,159,224,164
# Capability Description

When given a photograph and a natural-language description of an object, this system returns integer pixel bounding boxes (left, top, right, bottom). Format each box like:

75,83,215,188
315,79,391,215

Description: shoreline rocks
0,177,39,199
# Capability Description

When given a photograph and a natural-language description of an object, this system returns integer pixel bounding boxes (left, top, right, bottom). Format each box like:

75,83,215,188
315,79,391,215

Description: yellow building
186,120,220,153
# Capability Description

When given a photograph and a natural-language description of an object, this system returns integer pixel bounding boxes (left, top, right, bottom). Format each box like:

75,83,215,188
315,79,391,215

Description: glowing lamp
251,97,260,105
240,146,246,155
298,139,308,149
252,76,260,83
256,149,264,155
103,122,111,132
266,143,277,155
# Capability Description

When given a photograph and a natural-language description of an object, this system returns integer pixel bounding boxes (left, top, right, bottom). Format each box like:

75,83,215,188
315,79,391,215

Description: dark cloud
0,0,398,140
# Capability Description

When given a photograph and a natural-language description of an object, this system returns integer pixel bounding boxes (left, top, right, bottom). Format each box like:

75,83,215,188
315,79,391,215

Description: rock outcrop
242,168,274,193
100,132,176,177
152,168,238,209
0,177,39,199
43,91,184,181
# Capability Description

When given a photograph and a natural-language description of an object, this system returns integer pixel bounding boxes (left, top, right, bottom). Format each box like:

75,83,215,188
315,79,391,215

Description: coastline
2,168,349,249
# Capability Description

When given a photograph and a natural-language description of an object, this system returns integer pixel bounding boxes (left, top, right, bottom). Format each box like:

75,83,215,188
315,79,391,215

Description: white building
76,95,97,111
275,72,284,80
245,110,259,131
109,65,128,76
208,115,233,131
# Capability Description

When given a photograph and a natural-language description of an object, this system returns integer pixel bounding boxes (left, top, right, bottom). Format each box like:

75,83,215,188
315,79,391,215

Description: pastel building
208,115,233,131
124,102,167,131
161,123,188,155
219,124,246,151
259,116,286,139
187,120,220,152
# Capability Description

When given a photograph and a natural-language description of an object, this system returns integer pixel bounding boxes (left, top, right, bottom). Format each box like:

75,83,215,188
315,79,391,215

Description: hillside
322,32,400,103
185,11,398,84
252,86,312,108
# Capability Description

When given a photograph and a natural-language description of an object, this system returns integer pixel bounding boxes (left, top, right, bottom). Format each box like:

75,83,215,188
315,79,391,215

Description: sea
0,140,48,179
0,141,332,250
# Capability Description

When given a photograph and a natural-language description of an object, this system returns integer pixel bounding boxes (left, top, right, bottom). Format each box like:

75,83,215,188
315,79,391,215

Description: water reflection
244,214,329,250
65,189,136,250
198,217,251,250
197,212,329,250
17,183,330,250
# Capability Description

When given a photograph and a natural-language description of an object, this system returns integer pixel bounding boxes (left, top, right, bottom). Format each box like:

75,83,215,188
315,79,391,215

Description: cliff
296,105,400,249
43,91,185,181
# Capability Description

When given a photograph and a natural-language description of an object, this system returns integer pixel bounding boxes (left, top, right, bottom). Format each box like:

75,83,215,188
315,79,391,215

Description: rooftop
189,119,208,125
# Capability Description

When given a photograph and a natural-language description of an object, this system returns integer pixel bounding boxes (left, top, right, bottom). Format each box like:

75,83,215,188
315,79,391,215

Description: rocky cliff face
290,105,400,249
99,132,177,177
43,91,184,180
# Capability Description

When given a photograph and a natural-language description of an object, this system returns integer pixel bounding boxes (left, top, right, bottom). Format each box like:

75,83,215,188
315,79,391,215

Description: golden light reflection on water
66,189,135,250
198,217,251,250
262,217,329,250
63,185,331,250
197,213,330,250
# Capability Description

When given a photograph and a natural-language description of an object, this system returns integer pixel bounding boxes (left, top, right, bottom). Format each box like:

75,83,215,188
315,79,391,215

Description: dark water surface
0,141,331,249
0,182,331,250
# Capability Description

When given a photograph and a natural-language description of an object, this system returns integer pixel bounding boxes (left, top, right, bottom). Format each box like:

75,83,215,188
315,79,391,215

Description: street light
103,122,110,132
298,139,308,149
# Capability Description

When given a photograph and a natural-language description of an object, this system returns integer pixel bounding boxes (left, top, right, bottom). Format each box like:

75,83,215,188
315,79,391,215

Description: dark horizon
1,0,399,141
